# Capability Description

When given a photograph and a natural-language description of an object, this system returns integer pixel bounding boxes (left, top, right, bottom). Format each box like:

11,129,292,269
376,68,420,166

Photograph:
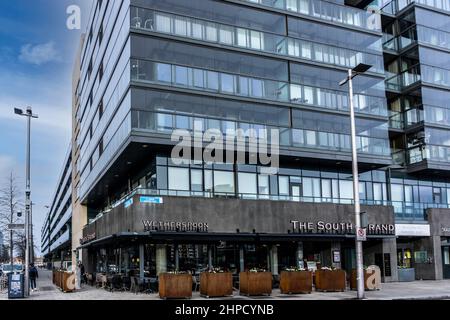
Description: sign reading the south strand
290,220,395,235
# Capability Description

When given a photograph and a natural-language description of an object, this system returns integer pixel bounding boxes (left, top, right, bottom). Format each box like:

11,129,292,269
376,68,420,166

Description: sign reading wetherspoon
80,233,96,245
290,220,395,235
143,220,208,232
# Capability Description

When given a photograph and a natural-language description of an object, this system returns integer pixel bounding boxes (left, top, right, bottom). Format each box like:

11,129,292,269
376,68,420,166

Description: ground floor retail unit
77,195,450,282
78,195,399,282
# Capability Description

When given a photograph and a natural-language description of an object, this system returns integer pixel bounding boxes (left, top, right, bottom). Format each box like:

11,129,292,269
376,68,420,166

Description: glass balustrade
131,59,388,116
407,144,450,164
131,110,391,156
386,67,421,91
398,0,450,13
417,25,450,51
241,0,382,31
421,65,450,88
130,7,384,74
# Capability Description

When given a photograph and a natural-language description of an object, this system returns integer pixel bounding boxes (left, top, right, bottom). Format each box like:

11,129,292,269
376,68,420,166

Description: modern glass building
63,0,450,283
41,146,73,269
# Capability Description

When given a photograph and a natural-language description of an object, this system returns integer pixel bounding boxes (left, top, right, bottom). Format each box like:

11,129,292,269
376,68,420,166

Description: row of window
155,165,389,203
131,59,388,116
131,111,391,156
131,8,384,73
242,0,381,31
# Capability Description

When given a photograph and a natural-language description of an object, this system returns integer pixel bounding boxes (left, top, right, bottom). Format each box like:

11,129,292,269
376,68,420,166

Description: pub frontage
78,193,398,288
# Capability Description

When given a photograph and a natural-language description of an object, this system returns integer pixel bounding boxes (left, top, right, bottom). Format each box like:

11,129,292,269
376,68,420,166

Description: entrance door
442,247,450,279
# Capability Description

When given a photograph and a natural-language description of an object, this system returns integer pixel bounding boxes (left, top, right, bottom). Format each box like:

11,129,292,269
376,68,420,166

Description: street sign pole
14,106,38,298
348,69,365,300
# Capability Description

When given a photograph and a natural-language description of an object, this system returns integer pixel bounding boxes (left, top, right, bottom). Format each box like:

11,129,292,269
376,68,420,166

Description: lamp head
352,63,372,74
14,108,23,115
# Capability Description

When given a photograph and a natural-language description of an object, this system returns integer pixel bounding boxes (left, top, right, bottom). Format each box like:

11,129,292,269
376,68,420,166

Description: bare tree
14,232,26,262
0,172,23,265
0,244,10,263
13,231,37,262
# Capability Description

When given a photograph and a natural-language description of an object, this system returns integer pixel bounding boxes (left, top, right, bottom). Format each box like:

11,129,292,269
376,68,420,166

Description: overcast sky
0,0,93,255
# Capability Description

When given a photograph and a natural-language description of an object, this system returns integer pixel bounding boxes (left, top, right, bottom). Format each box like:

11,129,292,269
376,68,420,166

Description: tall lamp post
14,107,38,298
339,63,372,300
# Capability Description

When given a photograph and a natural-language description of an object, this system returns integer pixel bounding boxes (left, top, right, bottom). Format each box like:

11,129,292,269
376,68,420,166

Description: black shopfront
79,195,397,284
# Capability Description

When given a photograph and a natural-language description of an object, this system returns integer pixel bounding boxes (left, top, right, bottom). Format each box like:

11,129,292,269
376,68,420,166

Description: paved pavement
1,270,450,300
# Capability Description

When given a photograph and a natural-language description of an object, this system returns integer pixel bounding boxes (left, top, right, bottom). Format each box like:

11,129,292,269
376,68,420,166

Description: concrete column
331,242,341,269
156,245,167,276
139,244,145,281
296,242,304,268
267,248,271,271
239,246,245,272
432,236,443,280
382,238,398,282
271,245,279,275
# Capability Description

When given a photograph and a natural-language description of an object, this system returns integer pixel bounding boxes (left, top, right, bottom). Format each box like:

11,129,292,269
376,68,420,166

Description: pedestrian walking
29,263,39,292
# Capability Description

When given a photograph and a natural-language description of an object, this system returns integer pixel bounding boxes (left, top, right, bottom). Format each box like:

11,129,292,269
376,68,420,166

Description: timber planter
315,269,346,292
61,272,75,293
53,271,75,292
280,271,313,294
159,273,193,299
239,272,272,296
200,272,233,298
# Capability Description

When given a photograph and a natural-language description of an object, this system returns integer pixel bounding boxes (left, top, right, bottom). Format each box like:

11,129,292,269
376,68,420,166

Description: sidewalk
2,269,450,300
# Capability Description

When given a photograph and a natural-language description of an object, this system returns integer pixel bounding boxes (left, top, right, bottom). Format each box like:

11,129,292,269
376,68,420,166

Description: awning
77,231,395,249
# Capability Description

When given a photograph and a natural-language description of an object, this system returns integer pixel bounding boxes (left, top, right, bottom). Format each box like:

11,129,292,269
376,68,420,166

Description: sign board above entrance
395,224,430,237
290,220,395,235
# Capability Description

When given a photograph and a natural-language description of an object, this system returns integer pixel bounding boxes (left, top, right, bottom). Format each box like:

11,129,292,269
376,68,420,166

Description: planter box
239,272,272,296
315,270,346,292
200,272,233,298
159,273,193,299
61,272,75,292
398,268,415,282
53,271,75,292
280,271,312,294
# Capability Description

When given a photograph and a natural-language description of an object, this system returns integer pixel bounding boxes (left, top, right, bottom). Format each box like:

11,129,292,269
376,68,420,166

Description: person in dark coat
29,263,39,292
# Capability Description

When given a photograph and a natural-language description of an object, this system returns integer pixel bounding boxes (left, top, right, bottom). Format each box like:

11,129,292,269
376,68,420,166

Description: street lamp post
14,107,38,298
339,63,372,300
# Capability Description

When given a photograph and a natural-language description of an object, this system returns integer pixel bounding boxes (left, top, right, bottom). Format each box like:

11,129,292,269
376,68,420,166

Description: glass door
442,246,450,279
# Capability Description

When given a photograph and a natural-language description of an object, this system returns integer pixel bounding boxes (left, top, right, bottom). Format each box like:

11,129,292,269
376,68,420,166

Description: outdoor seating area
90,272,159,294
81,267,381,299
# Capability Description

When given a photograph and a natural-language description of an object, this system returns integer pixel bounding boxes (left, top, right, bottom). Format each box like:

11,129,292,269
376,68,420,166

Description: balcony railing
131,58,388,117
368,0,450,15
240,0,382,32
407,144,450,164
131,110,391,157
385,66,421,91
130,7,384,74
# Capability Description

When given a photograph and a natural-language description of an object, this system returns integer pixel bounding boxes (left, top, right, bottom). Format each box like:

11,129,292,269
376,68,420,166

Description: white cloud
19,41,60,66
0,155,16,179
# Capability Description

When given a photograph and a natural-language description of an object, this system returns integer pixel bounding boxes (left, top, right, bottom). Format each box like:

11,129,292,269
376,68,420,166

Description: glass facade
74,0,450,237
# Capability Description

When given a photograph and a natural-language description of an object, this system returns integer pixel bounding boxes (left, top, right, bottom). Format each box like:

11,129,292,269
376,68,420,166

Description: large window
191,170,203,192
214,171,235,193
168,167,189,191
238,173,257,195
